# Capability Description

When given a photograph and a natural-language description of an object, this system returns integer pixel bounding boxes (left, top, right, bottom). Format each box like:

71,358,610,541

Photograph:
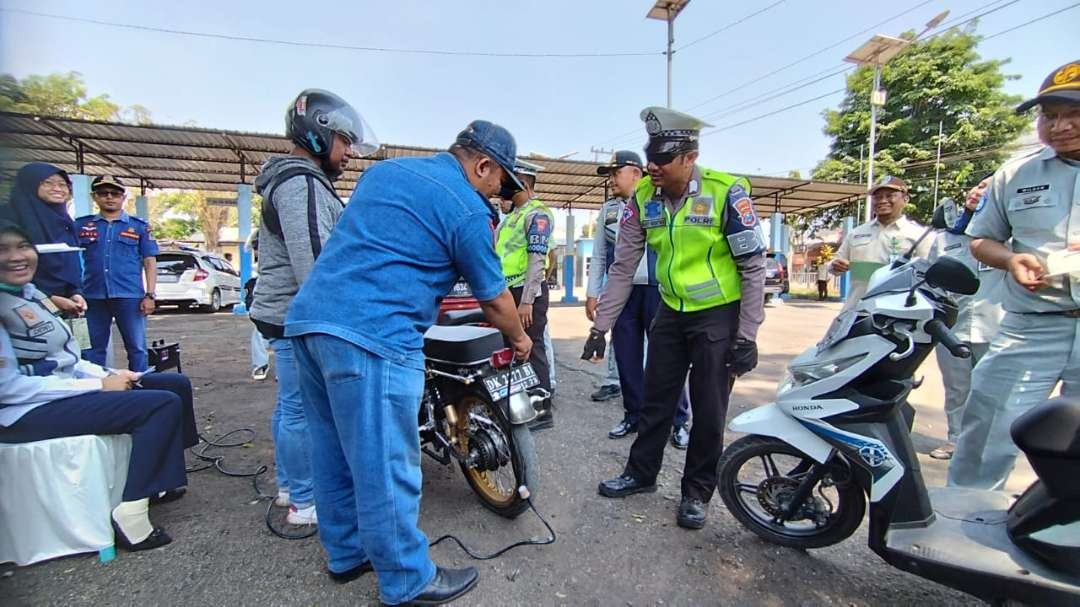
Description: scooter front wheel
717,435,865,549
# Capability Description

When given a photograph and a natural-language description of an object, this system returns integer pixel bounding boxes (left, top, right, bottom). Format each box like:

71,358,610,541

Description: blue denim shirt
286,152,506,369
75,212,159,299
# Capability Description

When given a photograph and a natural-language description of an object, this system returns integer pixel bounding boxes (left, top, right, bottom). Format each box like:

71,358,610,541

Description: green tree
0,71,152,124
149,190,261,250
812,28,1030,223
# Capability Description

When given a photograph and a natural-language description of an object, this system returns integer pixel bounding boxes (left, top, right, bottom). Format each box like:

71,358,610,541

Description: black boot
389,566,479,606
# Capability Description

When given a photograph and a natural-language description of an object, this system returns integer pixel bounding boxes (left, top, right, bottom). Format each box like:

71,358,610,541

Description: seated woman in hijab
0,222,198,551
0,163,86,316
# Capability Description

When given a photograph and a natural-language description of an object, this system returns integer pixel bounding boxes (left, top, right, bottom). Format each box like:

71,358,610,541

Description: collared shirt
966,147,1080,313
0,283,109,427
76,211,158,299
586,196,654,297
833,215,931,310
928,230,1005,344
496,199,552,304
285,152,506,369
593,166,767,341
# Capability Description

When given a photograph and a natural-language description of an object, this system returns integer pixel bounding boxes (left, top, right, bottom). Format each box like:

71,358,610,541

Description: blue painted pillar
233,184,253,315
839,216,854,300
562,211,578,303
71,174,92,217
769,212,784,252
135,195,149,220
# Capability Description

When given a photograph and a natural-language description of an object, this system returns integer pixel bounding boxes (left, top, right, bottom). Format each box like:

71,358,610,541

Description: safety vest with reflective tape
634,170,747,312
496,199,552,287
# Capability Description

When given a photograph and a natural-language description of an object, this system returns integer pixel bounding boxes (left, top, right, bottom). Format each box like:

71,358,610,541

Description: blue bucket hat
454,120,525,191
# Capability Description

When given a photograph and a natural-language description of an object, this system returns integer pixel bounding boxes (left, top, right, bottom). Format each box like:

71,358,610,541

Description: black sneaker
591,384,621,402
528,399,554,432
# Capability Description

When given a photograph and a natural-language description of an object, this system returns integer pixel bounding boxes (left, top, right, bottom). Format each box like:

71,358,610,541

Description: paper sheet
1045,248,1080,277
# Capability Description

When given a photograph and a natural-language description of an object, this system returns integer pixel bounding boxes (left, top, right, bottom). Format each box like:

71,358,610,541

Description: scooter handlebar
924,318,971,359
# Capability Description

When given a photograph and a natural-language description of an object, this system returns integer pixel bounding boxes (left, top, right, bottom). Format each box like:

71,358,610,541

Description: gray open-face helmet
286,89,379,161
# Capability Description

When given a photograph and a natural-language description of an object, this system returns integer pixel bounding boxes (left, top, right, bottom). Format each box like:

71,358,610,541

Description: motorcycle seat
1012,397,1080,458
423,325,503,366
1010,397,1080,499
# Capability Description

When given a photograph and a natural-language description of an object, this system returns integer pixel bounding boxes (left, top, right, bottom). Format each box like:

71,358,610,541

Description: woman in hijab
0,221,196,551
0,162,87,316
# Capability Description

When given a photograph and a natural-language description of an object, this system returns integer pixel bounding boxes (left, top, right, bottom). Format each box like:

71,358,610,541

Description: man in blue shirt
286,120,531,606
76,176,158,371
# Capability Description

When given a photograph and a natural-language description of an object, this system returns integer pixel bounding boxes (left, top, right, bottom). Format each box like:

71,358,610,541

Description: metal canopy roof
0,111,865,217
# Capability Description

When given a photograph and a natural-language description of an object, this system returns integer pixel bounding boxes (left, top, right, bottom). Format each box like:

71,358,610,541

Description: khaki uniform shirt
832,215,931,310
966,147,1080,313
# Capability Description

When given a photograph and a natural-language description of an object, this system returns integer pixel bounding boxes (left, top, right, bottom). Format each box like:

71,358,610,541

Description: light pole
843,10,948,222
646,0,691,108
844,34,910,223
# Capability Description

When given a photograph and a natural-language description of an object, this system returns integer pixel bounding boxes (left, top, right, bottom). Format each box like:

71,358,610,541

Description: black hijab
0,163,82,297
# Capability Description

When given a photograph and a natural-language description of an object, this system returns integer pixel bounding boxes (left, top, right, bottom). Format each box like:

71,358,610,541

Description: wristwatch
144,293,156,300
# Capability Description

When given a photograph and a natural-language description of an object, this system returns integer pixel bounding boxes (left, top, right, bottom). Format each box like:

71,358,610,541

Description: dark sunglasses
94,189,125,199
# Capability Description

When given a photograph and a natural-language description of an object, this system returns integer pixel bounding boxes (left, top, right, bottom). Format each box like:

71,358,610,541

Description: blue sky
1,0,1073,178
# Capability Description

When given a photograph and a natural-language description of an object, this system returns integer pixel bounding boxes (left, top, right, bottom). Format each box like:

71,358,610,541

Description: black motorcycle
420,309,544,518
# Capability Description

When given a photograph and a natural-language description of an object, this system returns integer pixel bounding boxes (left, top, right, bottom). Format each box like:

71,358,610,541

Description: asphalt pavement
4,296,1028,606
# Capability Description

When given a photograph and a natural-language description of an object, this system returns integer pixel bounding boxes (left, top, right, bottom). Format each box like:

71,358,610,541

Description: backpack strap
261,166,341,240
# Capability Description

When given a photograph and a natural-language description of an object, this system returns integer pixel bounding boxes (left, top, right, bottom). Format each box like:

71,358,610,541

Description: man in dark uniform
583,106,766,530
586,150,692,447
76,175,159,371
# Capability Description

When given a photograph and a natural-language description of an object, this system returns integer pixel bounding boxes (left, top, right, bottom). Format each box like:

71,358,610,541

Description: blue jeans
294,333,436,605
85,297,148,371
269,337,314,507
251,327,270,370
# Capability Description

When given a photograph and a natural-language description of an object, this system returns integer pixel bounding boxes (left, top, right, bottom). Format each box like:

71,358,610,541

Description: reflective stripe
687,286,723,300
685,280,716,292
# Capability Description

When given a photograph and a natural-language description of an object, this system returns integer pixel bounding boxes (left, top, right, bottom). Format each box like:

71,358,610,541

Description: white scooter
716,207,1080,605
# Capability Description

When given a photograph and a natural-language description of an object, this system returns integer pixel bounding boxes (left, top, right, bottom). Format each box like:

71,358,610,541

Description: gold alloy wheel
457,395,518,509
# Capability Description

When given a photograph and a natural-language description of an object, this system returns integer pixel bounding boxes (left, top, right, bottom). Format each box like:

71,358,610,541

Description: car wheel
203,289,222,313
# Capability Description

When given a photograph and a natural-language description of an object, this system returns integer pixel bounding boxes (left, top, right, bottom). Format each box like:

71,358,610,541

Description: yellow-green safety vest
634,170,749,312
497,199,553,287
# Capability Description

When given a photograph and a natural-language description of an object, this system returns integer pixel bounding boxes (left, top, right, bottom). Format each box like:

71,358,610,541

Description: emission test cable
186,429,317,540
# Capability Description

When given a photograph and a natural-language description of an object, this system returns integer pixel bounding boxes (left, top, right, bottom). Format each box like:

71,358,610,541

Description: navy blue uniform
76,212,159,371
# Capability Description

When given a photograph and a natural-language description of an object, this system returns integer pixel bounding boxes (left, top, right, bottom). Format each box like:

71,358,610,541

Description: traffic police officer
76,175,158,371
582,106,766,530
497,159,556,430
830,176,931,309
586,150,692,447
927,180,1005,460
949,60,1080,489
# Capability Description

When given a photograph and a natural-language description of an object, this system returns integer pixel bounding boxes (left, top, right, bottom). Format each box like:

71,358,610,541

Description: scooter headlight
786,354,866,388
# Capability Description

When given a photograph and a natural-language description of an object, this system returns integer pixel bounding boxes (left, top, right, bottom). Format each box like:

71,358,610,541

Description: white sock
113,498,153,544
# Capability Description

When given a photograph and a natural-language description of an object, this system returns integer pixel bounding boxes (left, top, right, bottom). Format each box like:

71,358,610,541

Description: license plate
158,274,180,283
484,364,539,400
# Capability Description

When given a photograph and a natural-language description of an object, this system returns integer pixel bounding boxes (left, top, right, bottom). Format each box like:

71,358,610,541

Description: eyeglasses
94,190,124,199
646,151,682,167
40,178,70,190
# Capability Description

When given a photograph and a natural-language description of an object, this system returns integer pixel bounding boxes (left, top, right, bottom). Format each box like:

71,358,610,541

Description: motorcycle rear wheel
456,391,537,519
717,435,865,549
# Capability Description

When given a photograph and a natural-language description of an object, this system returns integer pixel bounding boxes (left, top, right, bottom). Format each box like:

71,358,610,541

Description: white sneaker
252,365,269,381
286,504,317,525
274,489,290,507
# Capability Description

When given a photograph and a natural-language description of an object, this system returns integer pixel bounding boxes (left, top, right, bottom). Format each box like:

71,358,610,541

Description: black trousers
0,373,196,501
508,282,551,393
624,301,738,501
817,280,828,300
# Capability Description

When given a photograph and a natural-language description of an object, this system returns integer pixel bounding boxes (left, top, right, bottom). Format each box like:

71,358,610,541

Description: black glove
581,328,607,361
727,338,758,376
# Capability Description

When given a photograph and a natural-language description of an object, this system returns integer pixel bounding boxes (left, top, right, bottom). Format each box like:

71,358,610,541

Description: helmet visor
321,106,380,157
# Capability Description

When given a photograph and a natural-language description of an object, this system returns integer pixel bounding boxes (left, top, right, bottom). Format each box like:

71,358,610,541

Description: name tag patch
641,200,665,229
1008,189,1056,211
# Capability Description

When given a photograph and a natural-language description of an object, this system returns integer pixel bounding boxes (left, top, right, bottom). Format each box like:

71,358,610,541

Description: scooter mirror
930,203,949,231
925,256,979,295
